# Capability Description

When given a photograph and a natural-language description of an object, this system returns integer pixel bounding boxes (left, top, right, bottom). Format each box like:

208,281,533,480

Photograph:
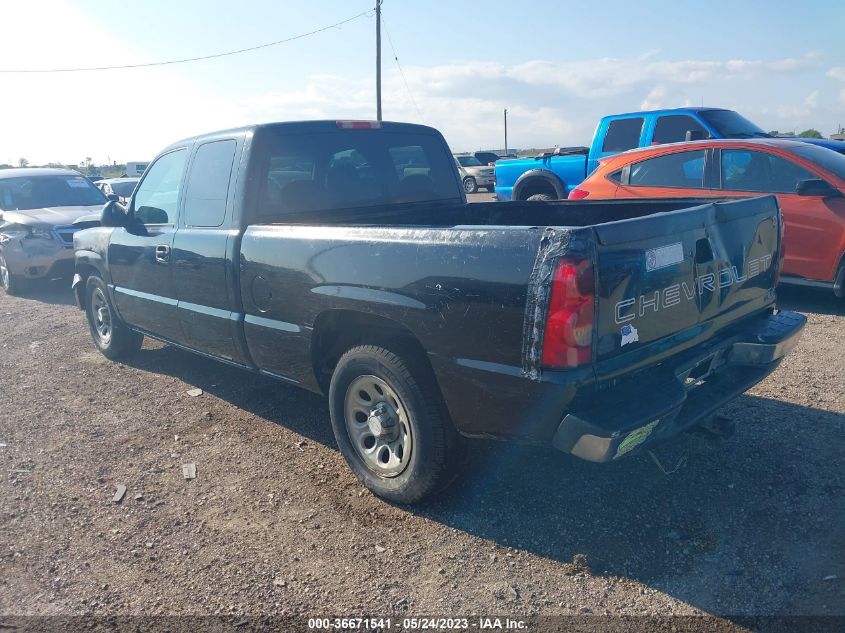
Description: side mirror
795,178,843,198
685,130,706,142
106,193,119,202
100,200,127,227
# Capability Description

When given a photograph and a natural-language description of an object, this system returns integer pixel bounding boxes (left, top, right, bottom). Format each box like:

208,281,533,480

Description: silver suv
454,155,494,193
0,168,106,294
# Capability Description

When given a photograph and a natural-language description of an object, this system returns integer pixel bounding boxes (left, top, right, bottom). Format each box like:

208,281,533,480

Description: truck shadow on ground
422,396,845,613
7,278,76,306
123,341,845,615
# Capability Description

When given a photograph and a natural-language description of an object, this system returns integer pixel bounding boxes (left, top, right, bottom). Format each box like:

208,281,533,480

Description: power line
381,15,424,123
0,10,373,73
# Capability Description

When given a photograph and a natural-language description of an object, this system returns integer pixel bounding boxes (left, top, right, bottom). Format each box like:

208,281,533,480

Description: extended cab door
108,148,187,340
171,137,248,363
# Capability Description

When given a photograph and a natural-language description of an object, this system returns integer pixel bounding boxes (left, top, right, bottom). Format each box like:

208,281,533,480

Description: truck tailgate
592,196,780,363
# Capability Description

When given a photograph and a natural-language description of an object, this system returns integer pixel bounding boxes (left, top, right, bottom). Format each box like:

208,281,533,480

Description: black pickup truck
73,120,805,503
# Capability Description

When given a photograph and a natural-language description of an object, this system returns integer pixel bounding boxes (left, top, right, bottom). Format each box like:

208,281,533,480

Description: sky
1,0,844,165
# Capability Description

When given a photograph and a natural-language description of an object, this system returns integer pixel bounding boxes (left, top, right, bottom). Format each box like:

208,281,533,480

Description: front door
718,148,843,281
108,148,188,341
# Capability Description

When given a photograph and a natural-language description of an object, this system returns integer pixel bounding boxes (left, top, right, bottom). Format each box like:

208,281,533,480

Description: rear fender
513,169,567,200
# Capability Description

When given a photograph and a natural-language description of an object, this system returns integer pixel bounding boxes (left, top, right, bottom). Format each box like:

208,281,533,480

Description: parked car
0,168,106,294
73,119,804,503
97,177,140,204
495,107,834,201
571,139,845,297
454,154,494,193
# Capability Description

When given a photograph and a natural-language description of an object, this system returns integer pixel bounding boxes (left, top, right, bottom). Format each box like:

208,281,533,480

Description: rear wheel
328,344,461,504
527,193,554,201
85,276,143,360
463,177,478,194
0,253,26,296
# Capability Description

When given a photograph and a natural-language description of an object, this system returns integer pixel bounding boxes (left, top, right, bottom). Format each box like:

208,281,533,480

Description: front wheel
463,177,478,194
328,344,461,504
85,276,143,360
526,193,555,201
0,253,26,296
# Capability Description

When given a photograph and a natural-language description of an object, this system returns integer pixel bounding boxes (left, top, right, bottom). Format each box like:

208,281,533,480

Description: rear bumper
551,310,806,462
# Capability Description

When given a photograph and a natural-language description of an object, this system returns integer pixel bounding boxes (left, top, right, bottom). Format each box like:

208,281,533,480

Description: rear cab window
602,118,645,153
251,127,462,216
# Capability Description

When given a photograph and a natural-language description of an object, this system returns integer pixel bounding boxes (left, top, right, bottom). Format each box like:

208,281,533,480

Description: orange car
571,139,845,296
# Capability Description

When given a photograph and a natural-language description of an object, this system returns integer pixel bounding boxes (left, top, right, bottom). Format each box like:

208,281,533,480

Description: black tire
85,276,143,360
463,177,478,194
526,193,555,201
0,253,26,296
328,344,462,504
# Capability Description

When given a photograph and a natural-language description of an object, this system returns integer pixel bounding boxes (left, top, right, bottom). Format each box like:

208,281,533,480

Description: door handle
155,244,171,264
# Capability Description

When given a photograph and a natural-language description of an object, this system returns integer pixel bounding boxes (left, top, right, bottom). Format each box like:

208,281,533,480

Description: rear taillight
542,259,595,368
568,188,590,200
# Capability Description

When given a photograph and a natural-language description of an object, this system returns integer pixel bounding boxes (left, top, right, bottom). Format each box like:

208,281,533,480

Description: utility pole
376,0,383,121
503,109,508,155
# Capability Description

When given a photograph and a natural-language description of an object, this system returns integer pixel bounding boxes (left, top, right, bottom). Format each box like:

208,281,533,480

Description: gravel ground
0,281,843,629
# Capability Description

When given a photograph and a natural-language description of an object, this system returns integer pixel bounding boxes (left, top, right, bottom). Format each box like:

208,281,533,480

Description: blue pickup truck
495,107,845,201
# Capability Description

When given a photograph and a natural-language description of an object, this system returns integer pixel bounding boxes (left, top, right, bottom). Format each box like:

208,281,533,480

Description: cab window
184,140,237,227
602,118,644,153
132,149,187,225
653,115,709,144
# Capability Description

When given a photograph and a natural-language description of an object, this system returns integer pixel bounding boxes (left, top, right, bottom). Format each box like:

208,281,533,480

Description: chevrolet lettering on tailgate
615,253,774,325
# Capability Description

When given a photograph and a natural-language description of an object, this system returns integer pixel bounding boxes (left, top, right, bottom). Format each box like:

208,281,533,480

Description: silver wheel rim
463,178,475,193
344,375,413,477
91,287,112,345
0,255,9,290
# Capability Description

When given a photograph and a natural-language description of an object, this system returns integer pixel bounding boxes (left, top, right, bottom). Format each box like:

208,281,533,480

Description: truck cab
495,108,771,201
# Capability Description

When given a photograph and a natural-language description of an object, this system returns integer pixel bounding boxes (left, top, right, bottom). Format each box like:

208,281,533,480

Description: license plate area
677,350,727,392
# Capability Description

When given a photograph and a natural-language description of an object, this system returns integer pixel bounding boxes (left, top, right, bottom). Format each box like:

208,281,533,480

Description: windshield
699,110,771,139
790,143,845,182
0,174,107,210
457,156,483,167
110,181,138,197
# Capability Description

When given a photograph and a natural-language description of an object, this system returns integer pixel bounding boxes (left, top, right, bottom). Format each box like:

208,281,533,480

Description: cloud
829,67,845,82
640,86,667,110
0,6,836,163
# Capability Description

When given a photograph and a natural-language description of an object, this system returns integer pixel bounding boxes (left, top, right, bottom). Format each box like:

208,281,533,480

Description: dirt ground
0,281,843,629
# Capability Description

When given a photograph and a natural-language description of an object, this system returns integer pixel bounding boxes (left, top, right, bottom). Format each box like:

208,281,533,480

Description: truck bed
253,198,707,229
240,196,783,440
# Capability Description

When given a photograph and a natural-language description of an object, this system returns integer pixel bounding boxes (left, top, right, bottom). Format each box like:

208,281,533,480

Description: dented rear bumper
551,309,806,462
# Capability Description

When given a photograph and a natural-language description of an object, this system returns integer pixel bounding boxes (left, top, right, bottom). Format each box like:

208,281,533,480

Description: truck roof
600,107,729,120
162,120,442,153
